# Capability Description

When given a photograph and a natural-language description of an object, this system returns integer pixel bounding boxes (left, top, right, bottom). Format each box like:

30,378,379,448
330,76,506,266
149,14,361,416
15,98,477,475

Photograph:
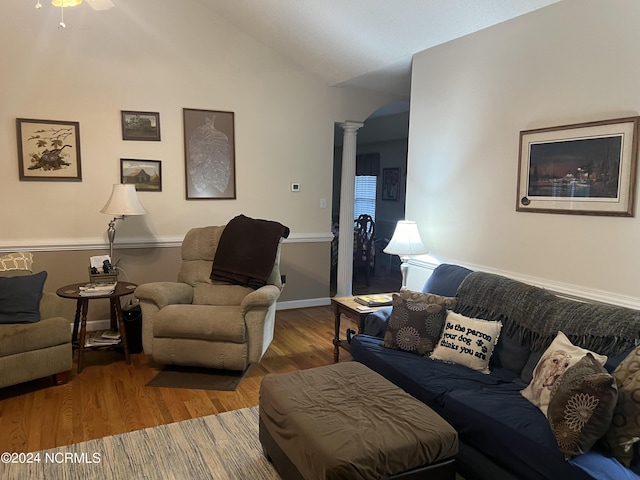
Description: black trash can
122,301,143,354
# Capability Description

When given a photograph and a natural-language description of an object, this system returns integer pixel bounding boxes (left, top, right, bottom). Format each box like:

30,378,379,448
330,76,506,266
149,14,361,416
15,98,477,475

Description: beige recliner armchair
135,223,285,371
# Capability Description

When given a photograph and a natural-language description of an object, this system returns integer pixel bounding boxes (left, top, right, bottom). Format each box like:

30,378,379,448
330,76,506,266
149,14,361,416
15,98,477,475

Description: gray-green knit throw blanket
454,271,640,356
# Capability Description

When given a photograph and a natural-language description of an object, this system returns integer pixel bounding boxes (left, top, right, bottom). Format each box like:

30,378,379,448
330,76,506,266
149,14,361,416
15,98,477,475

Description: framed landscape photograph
382,167,400,201
16,118,82,181
121,111,161,141
120,159,162,192
517,116,639,216
183,108,236,200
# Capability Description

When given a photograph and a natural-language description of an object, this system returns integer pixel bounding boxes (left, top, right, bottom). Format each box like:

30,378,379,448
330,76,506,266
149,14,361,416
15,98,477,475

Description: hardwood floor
0,306,361,453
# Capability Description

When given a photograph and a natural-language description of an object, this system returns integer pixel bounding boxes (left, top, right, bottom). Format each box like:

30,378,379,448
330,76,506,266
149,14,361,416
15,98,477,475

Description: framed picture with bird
16,118,82,181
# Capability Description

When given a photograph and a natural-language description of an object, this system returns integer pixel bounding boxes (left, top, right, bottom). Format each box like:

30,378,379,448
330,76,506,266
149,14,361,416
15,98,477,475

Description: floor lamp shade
100,184,146,262
101,184,147,216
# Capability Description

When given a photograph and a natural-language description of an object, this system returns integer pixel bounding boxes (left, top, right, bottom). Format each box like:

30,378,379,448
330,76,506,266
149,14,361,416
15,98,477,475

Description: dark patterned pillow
382,294,446,356
603,345,640,467
547,353,618,460
398,288,457,310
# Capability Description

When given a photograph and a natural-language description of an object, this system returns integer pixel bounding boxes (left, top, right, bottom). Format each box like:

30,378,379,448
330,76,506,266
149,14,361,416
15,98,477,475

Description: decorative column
336,121,364,297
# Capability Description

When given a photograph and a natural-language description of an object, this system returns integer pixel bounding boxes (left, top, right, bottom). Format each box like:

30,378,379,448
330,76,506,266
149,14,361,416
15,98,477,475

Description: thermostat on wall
291,183,300,192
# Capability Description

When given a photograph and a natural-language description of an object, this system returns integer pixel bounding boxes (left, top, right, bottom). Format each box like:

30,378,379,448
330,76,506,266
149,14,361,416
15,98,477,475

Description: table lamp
383,220,428,288
100,184,146,263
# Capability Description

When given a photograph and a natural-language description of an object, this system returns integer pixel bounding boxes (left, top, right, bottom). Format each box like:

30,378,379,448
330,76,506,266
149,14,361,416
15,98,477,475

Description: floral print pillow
603,345,640,467
382,294,447,356
547,353,618,459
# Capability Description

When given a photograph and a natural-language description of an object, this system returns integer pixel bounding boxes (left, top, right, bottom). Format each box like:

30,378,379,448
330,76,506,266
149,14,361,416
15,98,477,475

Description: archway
331,101,409,297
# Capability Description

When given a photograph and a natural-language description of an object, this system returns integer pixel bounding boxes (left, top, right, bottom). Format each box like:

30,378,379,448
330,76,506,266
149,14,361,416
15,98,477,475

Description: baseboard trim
276,297,331,310
73,319,112,333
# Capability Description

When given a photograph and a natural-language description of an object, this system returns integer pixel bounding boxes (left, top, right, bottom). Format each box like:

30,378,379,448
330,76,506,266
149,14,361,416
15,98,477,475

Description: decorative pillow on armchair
547,353,617,459
382,294,447,356
430,311,502,374
602,345,640,467
0,271,47,324
0,252,33,272
520,331,607,417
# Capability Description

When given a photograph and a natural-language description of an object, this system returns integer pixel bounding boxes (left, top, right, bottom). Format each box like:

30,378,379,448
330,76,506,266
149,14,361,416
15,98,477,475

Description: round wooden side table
56,281,137,373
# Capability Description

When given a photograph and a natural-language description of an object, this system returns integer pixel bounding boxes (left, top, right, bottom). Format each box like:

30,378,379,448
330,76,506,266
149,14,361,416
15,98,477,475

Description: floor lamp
100,184,146,265
383,220,428,289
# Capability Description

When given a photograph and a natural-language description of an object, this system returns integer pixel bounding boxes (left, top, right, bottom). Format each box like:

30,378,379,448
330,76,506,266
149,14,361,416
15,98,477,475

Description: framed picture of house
121,111,161,141
183,108,236,200
381,167,400,201
16,118,82,181
517,116,640,216
120,159,162,192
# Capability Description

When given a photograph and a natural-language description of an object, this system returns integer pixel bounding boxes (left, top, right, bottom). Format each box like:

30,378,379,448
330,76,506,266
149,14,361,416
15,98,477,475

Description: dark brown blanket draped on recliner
210,214,290,289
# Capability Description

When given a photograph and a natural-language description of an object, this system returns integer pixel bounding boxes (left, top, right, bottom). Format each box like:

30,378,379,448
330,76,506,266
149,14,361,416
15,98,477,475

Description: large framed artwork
382,167,400,201
517,116,639,216
183,108,236,200
121,111,161,141
120,159,162,192
16,118,82,181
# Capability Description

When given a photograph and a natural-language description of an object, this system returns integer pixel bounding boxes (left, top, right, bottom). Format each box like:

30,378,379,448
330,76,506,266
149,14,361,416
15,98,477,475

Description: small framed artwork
120,159,162,192
517,116,639,216
16,118,82,181
183,108,236,200
381,167,400,201
121,111,161,141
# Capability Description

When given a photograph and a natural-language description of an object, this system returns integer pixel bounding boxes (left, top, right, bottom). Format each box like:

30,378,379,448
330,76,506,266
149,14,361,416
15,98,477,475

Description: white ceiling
15,0,562,99
199,0,563,97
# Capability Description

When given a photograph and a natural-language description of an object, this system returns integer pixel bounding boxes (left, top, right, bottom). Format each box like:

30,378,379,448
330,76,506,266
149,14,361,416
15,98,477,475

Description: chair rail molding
0,232,335,253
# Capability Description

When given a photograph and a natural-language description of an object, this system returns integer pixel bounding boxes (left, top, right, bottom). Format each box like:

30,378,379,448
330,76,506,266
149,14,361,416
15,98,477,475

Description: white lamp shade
383,220,428,256
100,184,146,216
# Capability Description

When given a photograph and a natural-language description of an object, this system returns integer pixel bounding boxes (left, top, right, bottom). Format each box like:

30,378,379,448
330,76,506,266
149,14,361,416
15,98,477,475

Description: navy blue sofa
352,264,640,480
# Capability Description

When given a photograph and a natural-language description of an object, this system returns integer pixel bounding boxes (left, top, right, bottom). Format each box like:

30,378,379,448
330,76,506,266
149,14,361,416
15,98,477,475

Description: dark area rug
146,365,250,391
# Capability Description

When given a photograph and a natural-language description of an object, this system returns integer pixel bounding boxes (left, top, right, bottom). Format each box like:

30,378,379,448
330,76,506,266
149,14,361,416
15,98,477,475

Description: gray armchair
135,224,284,371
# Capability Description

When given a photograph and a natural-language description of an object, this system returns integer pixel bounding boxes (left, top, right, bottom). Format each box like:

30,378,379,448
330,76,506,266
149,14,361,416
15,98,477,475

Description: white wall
0,1,397,249
407,0,640,305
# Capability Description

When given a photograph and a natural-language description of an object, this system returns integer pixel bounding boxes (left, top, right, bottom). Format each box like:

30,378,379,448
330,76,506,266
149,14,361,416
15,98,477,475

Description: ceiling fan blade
85,0,115,10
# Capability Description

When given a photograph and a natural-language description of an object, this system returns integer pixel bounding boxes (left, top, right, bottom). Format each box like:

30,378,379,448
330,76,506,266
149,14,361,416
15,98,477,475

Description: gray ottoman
259,362,458,480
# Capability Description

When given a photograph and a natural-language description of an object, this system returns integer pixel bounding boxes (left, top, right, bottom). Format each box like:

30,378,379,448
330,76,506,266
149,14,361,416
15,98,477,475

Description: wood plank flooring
0,306,360,454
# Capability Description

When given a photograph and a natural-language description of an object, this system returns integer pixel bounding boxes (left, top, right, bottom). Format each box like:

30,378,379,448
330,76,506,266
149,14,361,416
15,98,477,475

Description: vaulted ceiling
199,0,563,97
15,0,563,98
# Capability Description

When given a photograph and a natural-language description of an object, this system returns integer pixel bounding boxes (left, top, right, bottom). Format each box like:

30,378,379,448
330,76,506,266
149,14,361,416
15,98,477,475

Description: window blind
355,175,376,220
